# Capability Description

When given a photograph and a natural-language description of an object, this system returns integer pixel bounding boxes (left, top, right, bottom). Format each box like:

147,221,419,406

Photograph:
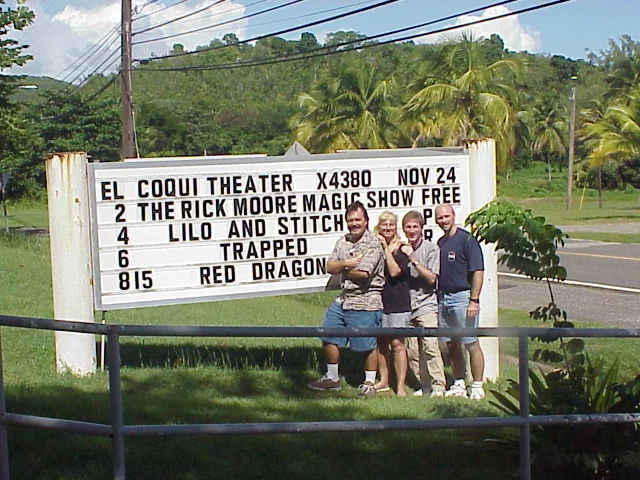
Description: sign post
46,153,97,375
1,172,9,233
466,139,498,380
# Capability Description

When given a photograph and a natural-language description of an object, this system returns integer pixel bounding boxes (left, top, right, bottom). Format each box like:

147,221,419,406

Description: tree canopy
5,22,640,198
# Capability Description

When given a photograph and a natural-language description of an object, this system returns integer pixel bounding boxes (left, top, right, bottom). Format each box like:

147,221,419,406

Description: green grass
1,198,49,230
497,308,639,379
499,162,640,227
1,231,639,479
2,164,639,479
567,231,640,243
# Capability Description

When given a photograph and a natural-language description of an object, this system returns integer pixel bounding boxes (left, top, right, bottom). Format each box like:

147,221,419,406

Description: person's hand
376,233,386,246
400,244,414,256
343,254,363,270
388,238,402,252
466,301,480,319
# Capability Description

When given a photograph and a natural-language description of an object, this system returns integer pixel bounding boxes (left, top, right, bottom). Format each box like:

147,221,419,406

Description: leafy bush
467,200,640,479
491,359,640,479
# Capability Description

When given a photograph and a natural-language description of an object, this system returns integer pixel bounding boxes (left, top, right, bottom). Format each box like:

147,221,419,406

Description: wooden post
121,0,135,159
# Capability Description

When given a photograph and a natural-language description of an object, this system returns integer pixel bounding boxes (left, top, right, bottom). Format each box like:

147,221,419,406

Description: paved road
558,238,640,289
498,223,640,329
498,276,640,329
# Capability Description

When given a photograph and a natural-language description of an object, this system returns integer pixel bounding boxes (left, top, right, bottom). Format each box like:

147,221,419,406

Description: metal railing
1,314,639,480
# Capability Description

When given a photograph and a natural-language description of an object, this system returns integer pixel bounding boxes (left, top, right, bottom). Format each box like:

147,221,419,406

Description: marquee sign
88,148,470,310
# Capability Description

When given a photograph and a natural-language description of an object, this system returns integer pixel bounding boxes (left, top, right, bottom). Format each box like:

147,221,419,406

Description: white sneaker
412,389,423,397
445,382,468,398
469,384,485,400
429,389,445,398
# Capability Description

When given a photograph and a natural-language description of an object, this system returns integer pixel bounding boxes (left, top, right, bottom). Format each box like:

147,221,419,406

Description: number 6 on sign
118,250,129,268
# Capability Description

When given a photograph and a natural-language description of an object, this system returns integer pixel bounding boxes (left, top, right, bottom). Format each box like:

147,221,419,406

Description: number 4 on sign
118,227,130,245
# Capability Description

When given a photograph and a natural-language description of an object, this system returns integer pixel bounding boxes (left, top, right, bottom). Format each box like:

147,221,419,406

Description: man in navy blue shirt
435,203,486,399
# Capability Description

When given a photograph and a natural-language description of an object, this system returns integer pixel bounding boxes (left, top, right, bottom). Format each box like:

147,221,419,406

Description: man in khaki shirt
308,201,384,398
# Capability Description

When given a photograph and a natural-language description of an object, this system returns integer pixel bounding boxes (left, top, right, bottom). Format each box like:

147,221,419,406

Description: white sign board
88,149,470,310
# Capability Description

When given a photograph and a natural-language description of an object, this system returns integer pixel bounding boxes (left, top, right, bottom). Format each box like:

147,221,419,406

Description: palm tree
529,94,568,181
601,35,640,101
403,33,523,173
290,68,398,152
581,87,640,206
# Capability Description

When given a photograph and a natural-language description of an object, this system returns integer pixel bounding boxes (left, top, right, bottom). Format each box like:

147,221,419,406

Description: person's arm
412,260,437,285
383,238,403,278
467,270,484,317
401,244,437,285
345,238,384,280
327,257,361,275
343,268,370,280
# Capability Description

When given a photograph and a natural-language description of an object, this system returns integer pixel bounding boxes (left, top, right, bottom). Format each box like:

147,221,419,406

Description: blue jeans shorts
438,290,478,345
321,301,381,352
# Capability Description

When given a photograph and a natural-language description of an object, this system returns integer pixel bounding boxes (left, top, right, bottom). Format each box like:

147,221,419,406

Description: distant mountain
10,75,70,104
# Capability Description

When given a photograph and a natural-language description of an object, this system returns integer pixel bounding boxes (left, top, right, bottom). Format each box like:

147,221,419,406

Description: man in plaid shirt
308,201,385,398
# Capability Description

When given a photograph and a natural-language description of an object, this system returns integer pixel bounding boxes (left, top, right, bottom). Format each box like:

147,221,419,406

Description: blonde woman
374,211,411,396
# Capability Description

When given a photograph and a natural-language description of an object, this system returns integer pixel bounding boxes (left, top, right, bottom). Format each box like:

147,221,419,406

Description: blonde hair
374,211,399,236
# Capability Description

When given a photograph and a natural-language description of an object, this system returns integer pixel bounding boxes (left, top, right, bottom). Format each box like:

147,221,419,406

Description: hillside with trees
1,2,638,200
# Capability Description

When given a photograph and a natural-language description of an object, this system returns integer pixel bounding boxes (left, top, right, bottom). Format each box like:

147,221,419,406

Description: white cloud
417,5,541,53
10,1,248,81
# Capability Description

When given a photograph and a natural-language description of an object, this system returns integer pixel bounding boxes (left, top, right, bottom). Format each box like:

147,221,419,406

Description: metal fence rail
1,314,639,480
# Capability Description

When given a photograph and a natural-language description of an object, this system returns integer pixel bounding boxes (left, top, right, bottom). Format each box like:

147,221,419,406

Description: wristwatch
469,298,480,304
411,260,419,267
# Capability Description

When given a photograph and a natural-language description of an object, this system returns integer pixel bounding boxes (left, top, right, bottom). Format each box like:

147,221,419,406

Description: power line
72,49,121,88
134,0,229,36
136,0,570,73
57,25,120,83
79,75,118,105
136,0,165,14
43,74,119,124
134,0,402,62
18,0,58,43
134,0,514,69
231,0,376,34
134,0,299,46
63,41,120,86
133,0,194,22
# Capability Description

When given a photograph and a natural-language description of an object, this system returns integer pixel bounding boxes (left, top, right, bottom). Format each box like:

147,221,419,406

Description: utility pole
121,0,135,159
565,75,577,209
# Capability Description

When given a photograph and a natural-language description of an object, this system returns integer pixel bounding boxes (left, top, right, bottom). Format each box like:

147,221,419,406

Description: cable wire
134,0,401,62
57,26,120,84
134,0,298,46
133,0,193,22
136,0,164,14
134,0,229,36
134,0,512,67
66,46,120,87
66,48,120,90
136,0,569,72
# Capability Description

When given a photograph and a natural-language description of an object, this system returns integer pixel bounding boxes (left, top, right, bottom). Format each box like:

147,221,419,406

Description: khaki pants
406,312,447,392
